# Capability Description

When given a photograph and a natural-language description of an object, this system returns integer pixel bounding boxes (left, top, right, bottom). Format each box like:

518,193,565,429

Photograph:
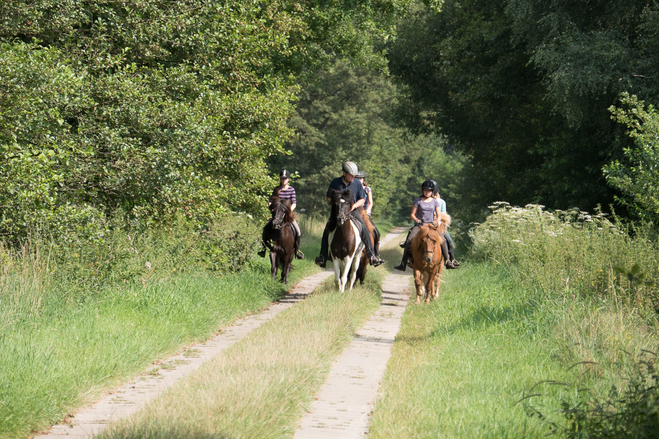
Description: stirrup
394,262,406,271
296,250,305,260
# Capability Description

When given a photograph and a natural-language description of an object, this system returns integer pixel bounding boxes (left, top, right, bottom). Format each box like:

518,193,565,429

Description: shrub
469,202,659,309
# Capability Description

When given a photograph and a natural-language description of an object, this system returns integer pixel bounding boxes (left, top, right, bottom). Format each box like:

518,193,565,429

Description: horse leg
333,257,343,291
282,255,293,285
348,255,360,291
341,256,355,292
270,252,278,280
413,270,424,305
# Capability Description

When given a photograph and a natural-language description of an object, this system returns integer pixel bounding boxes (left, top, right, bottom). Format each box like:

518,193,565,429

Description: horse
262,197,296,284
410,212,451,304
355,206,378,285
328,189,364,292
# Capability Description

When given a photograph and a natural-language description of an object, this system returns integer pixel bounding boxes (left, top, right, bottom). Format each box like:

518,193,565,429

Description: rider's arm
366,191,373,215
351,198,365,211
410,205,420,223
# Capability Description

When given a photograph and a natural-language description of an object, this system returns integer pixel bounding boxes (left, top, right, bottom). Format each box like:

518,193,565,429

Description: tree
0,0,412,241
270,60,467,222
388,0,659,218
604,93,659,223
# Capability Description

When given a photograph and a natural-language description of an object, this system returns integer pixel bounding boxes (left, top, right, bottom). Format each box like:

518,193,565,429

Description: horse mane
438,212,451,234
412,224,444,248
270,196,295,223
330,189,353,207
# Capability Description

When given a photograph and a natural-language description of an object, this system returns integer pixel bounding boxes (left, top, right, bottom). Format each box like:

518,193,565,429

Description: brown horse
328,189,364,292
410,212,451,304
355,206,378,285
262,197,296,284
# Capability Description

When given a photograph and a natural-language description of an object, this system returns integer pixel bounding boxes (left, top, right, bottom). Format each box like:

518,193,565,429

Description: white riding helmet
342,161,359,176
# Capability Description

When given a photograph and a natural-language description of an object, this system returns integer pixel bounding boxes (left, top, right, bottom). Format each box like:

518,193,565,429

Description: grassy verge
100,268,387,438
369,261,656,437
0,229,320,439
370,205,658,438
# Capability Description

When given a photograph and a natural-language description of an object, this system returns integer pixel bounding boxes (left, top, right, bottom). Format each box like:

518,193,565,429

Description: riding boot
294,232,304,259
394,247,410,271
373,224,381,257
448,244,460,266
315,219,333,268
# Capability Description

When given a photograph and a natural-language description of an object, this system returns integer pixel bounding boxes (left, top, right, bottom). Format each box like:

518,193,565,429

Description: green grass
0,233,320,439
369,260,657,438
99,266,387,439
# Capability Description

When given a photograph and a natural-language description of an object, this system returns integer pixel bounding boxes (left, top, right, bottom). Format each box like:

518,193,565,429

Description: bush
527,353,659,439
469,202,659,309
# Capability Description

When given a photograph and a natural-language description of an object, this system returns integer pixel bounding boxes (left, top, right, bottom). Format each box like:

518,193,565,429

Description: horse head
330,189,354,226
419,226,443,264
270,197,292,230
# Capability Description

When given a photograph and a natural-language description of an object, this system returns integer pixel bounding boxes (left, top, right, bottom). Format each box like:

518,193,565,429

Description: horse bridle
423,236,437,263
337,199,351,225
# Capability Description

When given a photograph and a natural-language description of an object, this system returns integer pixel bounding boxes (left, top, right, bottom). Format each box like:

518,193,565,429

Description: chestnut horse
328,189,364,292
355,206,378,285
262,197,296,284
410,212,451,304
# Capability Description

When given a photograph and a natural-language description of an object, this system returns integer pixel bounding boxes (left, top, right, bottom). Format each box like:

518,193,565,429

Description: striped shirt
271,185,297,205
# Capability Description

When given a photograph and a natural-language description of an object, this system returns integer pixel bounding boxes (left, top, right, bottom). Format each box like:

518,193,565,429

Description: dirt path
34,270,334,439
294,227,412,438
34,228,411,439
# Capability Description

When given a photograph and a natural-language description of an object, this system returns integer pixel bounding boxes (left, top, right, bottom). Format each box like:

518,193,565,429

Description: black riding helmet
430,180,439,197
421,180,435,191
280,169,291,179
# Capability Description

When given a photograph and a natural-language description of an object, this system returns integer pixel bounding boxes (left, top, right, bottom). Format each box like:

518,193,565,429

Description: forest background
3,1,659,437
3,0,659,248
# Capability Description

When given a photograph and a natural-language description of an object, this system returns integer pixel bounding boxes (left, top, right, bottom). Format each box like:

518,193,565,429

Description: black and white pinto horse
328,189,364,292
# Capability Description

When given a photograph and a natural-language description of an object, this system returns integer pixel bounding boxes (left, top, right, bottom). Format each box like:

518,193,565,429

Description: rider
258,169,304,260
314,161,385,268
394,180,456,271
356,171,373,216
432,180,460,267
355,170,381,255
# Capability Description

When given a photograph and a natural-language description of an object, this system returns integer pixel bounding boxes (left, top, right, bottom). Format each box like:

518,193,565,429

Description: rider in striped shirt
258,169,304,260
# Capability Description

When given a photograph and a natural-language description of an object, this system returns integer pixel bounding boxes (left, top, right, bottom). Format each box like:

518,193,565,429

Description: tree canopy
388,0,659,218
0,0,411,241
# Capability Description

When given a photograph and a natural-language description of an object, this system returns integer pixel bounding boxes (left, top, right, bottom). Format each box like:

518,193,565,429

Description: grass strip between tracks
100,269,386,439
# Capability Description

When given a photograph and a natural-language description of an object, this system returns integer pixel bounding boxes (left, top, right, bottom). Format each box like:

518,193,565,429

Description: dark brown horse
328,189,364,292
262,197,296,284
410,212,451,304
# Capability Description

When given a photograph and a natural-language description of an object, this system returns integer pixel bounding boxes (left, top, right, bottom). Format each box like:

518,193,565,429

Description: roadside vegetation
0,217,321,439
370,204,658,438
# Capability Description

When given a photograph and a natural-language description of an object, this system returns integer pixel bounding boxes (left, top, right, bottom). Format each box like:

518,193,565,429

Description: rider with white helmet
314,161,384,268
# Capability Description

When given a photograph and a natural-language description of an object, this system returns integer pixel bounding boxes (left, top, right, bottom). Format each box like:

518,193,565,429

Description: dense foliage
388,0,659,219
0,0,411,243
605,94,659,224
269,61,468,223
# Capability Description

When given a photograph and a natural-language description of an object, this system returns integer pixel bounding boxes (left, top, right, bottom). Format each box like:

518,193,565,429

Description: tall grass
0,215,320,439
370,203,658,438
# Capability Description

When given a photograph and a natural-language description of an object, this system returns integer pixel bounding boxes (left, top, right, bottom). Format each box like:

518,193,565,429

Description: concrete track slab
33,270,334,439
294,228,412,439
